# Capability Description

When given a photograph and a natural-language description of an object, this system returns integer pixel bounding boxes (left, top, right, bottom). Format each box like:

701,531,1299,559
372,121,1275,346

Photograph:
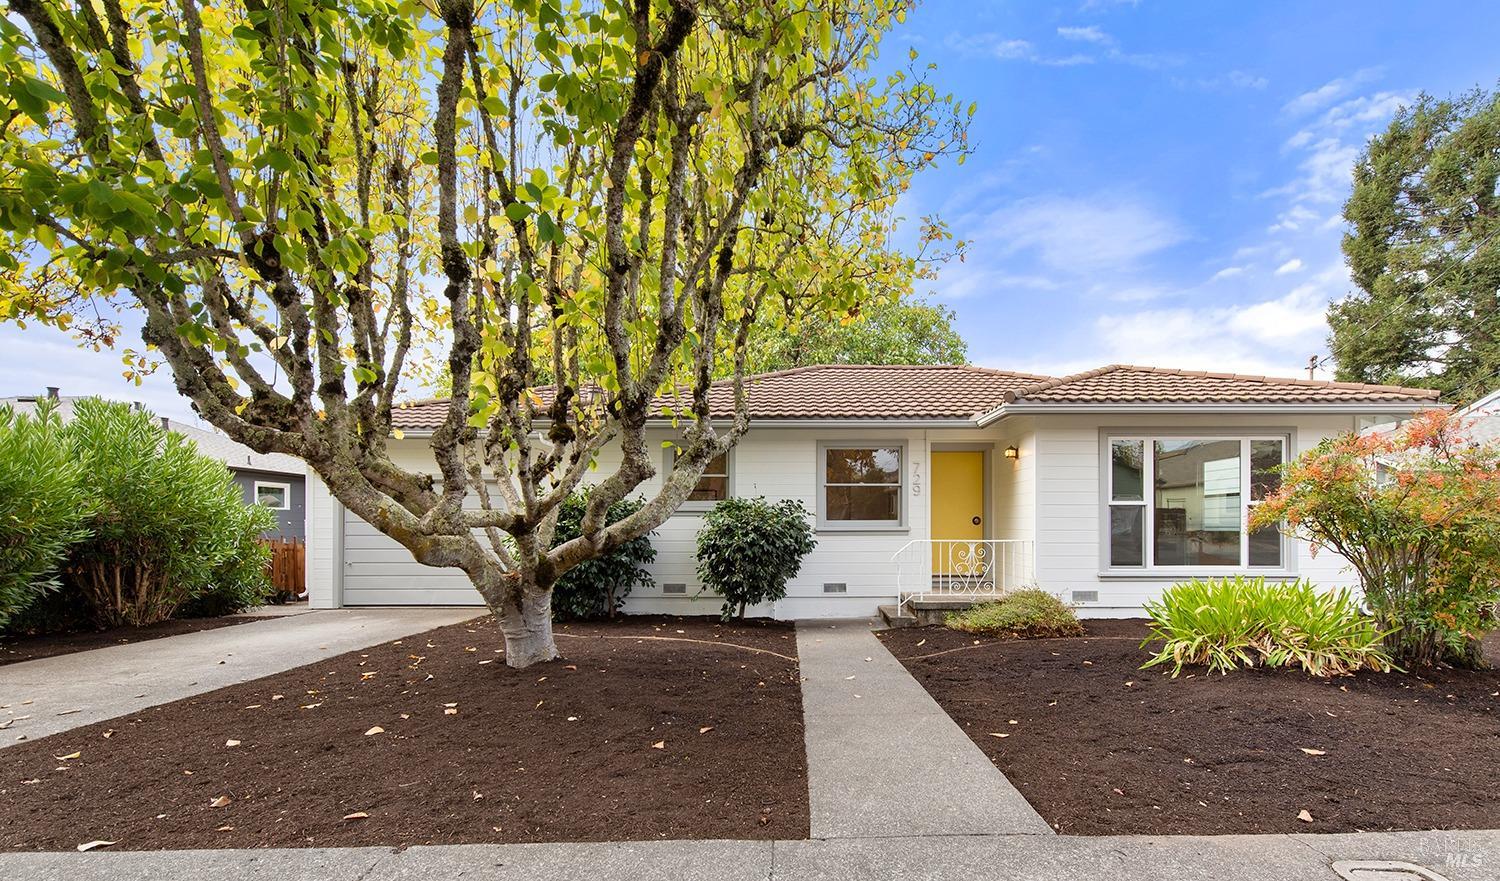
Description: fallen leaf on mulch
564,664,577,670
916,639,926,647
75,840,115,852
216,825,233,832
699,726,714,734
1297,809,1314,822
209,795,231,808
225,739,241,747
54,751,80,761
651,740,666,749
472,790,484,801
364,726,384,736
343,811,369,820
988,732,1010,738
1299,748,1326,756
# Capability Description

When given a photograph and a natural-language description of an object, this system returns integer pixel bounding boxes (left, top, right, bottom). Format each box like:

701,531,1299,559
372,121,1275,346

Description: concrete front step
880,595,1006,627
876,604,917,628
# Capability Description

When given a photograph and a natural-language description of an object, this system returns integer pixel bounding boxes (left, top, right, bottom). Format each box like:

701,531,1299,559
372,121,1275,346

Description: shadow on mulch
0,615,807,852
878,620,1500,836
0,616,262,667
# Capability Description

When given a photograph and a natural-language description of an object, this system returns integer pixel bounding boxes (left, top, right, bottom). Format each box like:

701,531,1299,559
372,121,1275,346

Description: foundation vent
662,583,687,595
823,582,847,594
1072,590,1099,604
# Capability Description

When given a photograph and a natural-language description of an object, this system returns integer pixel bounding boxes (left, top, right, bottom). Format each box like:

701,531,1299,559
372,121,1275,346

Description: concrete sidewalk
795,618,1053,838
1,829,1494,881
0,607,479,745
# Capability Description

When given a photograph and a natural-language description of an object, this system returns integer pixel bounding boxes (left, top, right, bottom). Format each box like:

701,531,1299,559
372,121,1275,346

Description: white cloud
1274,258,1305,275
1011,265,1348,379
1057,25,1113,45
945,33,1099,67
1179,70,1271,92
1281,68,1381,117
976,193,1187,273
1209,266,1246,282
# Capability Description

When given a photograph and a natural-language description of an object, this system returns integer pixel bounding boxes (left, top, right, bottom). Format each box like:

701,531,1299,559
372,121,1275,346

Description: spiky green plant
1141,576,1394,677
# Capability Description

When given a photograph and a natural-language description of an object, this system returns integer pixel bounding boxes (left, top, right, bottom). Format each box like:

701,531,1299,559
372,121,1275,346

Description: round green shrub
945,589,1084,638
550,491,655,620
695,497,816,620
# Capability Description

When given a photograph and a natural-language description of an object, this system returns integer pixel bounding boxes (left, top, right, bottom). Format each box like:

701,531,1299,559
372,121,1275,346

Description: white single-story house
306,364,1442,619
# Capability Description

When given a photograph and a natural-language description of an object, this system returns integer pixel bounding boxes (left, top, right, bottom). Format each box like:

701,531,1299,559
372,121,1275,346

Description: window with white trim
1106,436,1286,569
818,443,905,529
254,481,291,511
666,448,733,511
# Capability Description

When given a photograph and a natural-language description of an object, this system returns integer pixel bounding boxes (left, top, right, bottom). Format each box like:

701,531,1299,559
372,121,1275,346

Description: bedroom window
669,449,732,511
254,481,291,511
818,442,905,529
1106,436,1286,570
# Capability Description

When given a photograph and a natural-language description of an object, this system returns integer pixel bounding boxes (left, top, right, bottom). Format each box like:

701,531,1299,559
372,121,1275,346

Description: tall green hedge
0,397,274,632
0,401,90,628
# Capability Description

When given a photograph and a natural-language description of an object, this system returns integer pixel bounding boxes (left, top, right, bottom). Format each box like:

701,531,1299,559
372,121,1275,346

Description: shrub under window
696,497,816,619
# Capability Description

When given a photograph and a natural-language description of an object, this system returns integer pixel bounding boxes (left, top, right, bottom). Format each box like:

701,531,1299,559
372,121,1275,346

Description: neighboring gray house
2,388,306,540
164,420,307,540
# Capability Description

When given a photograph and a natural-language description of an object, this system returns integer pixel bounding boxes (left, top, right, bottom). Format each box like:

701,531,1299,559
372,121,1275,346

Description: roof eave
977,399,1447,426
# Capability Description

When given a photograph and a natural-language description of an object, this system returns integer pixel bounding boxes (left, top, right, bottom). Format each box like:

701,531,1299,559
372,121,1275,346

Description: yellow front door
931,450,985,573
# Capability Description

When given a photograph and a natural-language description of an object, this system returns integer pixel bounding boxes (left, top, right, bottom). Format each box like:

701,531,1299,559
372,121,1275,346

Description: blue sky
2,1,1498,420
888,0,1500,379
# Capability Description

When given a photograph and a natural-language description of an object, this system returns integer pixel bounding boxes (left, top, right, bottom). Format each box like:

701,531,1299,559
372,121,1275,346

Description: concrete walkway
795,618,1053,838
1,607,479,746
0,829,1494,880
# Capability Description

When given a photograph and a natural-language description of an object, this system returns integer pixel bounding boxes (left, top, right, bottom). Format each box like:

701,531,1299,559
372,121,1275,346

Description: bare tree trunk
494,578,559,668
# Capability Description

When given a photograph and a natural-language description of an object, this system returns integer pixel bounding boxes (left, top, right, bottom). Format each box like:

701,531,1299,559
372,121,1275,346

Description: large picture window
819,443,905,529
1106,435,1286,570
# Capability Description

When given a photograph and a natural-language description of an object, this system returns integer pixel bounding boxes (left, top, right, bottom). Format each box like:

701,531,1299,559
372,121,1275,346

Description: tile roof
1000,365,1444,406
389,363,1445,430
390,365,1052,429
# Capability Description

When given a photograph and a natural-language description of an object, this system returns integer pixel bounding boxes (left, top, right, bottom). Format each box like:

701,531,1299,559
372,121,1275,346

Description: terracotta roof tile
390,363,1444,430
1001,364,1443,406
390,365,1051,429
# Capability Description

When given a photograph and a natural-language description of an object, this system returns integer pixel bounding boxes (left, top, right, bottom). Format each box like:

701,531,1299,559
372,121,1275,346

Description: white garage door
342,514,486,605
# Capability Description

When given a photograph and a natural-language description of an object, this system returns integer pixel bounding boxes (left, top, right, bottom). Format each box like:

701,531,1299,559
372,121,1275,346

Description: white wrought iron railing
891,539,1035,611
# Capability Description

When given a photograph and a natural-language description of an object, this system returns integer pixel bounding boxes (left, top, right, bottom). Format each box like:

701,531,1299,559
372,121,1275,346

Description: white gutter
975,400,1446,427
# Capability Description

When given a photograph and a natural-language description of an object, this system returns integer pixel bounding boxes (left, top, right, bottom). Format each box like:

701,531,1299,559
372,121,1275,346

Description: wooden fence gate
261,538,306,598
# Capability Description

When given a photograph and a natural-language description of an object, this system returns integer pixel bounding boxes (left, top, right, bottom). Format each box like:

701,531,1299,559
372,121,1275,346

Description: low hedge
946,589,1084,638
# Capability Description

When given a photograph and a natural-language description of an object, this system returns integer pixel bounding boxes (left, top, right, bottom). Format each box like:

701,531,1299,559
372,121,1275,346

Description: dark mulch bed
0,616,263,667
878,620,1500,836
0,615,807,851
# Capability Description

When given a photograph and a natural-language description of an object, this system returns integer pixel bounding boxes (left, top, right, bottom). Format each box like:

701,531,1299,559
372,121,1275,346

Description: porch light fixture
1004,445,1019,460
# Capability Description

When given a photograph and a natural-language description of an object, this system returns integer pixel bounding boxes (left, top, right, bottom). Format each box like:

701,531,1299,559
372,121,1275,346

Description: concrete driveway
1,608,480,745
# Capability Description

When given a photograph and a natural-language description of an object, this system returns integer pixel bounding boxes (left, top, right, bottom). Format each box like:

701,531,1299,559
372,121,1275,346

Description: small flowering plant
1250,410,1500,668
